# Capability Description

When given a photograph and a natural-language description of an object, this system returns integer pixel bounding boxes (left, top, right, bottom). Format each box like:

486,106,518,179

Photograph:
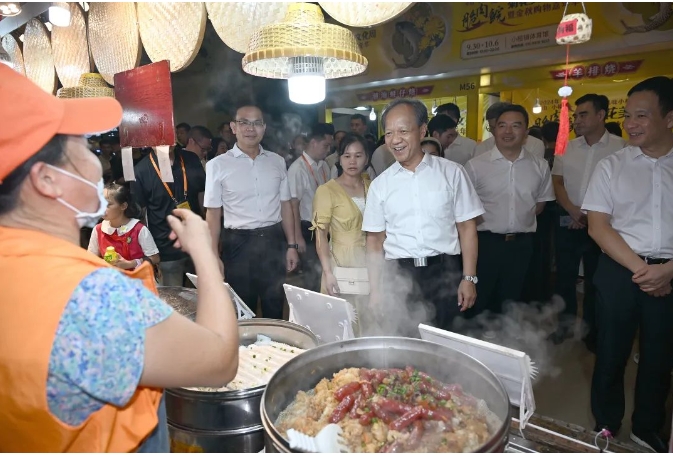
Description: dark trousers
473,231,534,315
300,220,321,292
522,203,555,302
221,223,286,320
553,211,600,338
380,254,462,336
591,254,673,434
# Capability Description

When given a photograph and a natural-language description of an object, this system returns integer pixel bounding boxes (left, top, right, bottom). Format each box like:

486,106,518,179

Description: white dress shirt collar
489,147,526,162
390,150,432,174
231,143,268,158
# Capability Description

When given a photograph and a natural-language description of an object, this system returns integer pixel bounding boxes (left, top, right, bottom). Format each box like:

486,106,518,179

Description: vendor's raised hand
167,208,212,255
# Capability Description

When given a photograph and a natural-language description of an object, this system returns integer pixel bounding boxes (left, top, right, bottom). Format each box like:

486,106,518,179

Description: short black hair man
350,114,368,136
582,76,673,452
175,123,191,148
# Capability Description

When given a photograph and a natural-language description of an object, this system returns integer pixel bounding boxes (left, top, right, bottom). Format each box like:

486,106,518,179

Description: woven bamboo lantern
57,73,115,99
88,2,142,86
242,2,367,104
23,18,57,94
1,34,25,75
137,2,207,72
206,2,291,54
52,2,90,88
318,2,413,27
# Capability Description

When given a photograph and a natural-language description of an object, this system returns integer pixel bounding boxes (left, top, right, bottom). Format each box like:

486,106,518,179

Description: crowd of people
1,60,672,451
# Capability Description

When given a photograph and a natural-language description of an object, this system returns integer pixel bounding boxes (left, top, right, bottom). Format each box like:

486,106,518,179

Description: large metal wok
261,336,512,453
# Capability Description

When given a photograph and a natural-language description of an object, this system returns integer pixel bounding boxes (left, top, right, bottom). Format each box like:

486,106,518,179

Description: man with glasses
184,126,214,169
475,102,545,159
465,104,554,322
204,105,299,319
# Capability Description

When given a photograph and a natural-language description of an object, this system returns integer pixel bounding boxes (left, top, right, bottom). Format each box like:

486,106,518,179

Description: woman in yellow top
312,134,371,336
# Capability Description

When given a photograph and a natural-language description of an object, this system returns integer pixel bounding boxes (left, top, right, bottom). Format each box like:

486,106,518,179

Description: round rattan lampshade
137,2,206,72
52,2,90,88
206,2,291,54
1,34,25,75
57,72,115,99
242,2,367,80
318,2,413,27
88,2,142,85
23,18,56,93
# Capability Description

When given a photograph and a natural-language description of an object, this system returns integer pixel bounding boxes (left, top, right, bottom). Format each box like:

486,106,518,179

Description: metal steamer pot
166,319,320,453
261,337,512,453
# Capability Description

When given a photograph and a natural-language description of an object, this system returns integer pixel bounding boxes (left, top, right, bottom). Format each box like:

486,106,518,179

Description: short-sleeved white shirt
465,148,555,233
288,152,330,221
87,219,159,257
582,146,673,259
552,131,626,207
204,144,291,229
362,152,484,259
475,135,545,160
444,135,477,166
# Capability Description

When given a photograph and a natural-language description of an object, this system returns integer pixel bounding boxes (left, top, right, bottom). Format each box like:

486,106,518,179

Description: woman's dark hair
0,134,67,216
335,133,371,177
528,126,544,141
105,183,141,219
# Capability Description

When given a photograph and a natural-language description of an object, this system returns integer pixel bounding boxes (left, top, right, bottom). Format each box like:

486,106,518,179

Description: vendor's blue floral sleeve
47,268,173,426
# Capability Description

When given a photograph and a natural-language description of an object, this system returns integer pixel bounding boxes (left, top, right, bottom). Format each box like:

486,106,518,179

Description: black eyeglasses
235,120,265,128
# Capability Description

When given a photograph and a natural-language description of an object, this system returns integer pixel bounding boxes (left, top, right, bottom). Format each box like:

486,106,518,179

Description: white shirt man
288,151,330,223
204,105,298,320
580,77,673,453
465,105,554,320
287,125,333,291
549,94,627,347
363,99,483,336
553,131,626,208
466,148,554,234
205,144,291,229
475,134,546,160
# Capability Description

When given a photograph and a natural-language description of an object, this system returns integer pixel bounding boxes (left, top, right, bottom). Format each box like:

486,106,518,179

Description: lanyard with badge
149,153,191,210
301,155,327,187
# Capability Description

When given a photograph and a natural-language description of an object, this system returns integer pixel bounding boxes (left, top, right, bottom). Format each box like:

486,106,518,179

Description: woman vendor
0,65,239,452
88,183,160,271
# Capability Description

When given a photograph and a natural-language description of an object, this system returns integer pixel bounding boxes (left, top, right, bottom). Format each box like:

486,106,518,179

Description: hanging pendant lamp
242,2,368,105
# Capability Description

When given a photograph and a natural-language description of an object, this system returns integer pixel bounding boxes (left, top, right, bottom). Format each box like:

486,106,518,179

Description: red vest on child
96,221,145,261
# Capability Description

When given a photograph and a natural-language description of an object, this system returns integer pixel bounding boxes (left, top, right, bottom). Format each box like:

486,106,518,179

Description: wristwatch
463,275,479,284
288,244,299,249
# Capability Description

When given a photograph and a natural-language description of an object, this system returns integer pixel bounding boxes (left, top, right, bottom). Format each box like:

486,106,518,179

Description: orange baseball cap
0,65,123,181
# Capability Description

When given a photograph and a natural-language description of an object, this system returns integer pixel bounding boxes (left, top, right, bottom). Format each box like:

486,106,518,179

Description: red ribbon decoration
555,44,571,157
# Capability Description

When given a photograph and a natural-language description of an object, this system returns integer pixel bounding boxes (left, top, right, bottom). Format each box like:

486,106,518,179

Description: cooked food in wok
276,367,494,453
187,337,306,392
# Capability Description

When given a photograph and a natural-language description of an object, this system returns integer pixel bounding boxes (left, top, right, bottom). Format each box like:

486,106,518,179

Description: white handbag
555,3,592,45
333,265,370,295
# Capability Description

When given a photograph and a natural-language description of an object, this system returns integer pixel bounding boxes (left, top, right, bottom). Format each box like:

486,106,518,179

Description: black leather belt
395,254,450,268
479,231,534,242
638,255,671,265
224,223,281,237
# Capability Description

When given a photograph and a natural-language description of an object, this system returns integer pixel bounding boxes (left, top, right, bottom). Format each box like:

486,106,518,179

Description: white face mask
46,165,108,228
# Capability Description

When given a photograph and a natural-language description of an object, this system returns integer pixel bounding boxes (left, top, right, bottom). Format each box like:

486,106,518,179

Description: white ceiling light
78,1,89,12
287,57,325,105
532,98,542,114
369,107,377,121
44,21,53,32
242,3,367,106
354,106,369,110
0,3,21,17
49,3,72,27
431,99,438,115
19,34,24,43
